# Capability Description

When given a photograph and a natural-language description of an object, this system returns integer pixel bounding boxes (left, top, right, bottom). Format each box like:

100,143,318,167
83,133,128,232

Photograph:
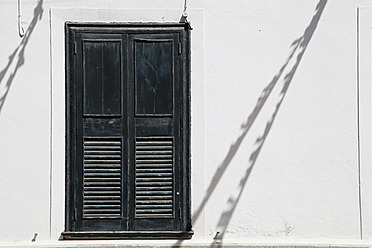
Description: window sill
60,231,194,240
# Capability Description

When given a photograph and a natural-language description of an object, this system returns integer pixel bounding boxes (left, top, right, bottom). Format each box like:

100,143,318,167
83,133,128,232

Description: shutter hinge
178,42,182,55
74,41,77,55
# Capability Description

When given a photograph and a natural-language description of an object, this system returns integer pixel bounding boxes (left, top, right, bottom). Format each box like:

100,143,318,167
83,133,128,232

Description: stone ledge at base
0,242,371,248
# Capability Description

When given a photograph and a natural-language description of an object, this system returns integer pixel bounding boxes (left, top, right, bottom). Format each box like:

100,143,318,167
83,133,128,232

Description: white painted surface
358,6,372,241
0,0,369,246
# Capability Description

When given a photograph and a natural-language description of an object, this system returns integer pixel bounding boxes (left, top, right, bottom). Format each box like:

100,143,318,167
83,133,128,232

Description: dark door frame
62,22,192,240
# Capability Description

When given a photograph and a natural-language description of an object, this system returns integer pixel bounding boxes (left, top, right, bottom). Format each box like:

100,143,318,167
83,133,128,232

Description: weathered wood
65,23,191,239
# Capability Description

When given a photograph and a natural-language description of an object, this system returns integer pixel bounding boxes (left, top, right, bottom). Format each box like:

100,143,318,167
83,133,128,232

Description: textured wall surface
0,0,370,246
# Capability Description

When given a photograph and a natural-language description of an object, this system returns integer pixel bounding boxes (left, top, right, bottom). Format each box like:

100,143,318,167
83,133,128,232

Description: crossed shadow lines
172,0,327,247
0,0,43,114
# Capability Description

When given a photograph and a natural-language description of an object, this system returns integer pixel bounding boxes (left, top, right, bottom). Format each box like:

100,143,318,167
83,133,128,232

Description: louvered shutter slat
83,138,122,218
135,138,174,218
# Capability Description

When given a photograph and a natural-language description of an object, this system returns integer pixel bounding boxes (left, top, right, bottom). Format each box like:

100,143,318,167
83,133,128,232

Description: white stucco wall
0,0,371,246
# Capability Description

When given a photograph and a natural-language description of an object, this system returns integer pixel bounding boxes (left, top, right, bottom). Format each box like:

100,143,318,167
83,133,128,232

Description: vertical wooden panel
84,41,121,116
84,42,103,115
103,42,121,115
135,40,173,116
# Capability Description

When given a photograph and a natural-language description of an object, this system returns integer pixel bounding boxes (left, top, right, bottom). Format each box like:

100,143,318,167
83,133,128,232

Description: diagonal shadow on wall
0,0,44,114
212,0,327,245
173,0,327,247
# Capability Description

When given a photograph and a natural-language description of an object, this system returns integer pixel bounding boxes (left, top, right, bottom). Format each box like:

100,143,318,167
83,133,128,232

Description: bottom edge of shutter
60,230,194,240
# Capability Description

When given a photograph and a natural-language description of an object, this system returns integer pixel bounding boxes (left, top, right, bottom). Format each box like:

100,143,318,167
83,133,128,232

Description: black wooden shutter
73,32,128,231
128,33,181,231
65,24,191,239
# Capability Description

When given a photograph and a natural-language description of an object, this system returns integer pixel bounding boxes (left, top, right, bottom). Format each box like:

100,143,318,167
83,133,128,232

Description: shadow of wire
0,0,43,114
172,0,327,247
212,0,327,245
